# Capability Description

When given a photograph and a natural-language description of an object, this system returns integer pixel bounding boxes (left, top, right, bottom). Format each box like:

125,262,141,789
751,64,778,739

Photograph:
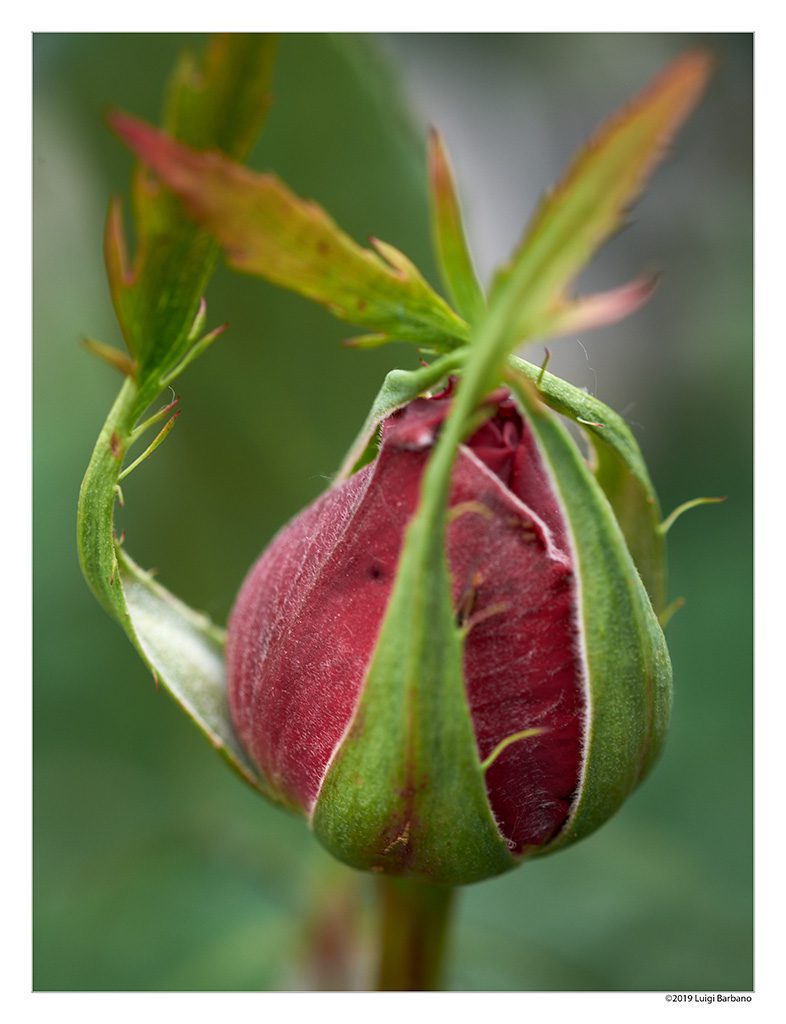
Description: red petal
227,394,585,850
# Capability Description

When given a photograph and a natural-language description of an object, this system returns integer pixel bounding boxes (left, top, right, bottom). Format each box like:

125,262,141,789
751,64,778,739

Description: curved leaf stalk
78,33,281,802
77,376,275,799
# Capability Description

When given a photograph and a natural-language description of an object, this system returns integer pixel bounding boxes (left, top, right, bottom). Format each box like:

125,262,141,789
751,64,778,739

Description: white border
15,5,771,1019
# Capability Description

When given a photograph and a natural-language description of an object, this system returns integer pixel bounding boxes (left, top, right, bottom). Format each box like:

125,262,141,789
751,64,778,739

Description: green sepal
311,496,514,885
312,242,531,884
507,375,672,854
509,354,666,614
337,351,466,479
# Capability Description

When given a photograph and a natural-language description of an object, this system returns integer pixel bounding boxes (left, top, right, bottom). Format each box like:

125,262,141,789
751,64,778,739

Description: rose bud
227,384,671,885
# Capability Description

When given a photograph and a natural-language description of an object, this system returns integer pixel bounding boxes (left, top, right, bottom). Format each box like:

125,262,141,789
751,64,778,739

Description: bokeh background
33,33,752,991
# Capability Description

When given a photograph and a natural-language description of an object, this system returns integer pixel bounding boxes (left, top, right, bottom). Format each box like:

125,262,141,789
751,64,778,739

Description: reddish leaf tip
427,127,451,184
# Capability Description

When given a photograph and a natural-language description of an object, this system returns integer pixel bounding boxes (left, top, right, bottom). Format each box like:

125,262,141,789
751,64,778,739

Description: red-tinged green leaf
544,272,659,339
490,51,711,344
427,129,485,324
103,196,136,357
109,114,470,350
426,53,710,620
107,34,277,404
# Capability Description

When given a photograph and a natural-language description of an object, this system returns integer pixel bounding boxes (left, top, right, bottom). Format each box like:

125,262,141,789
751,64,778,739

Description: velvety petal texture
227,390,586,853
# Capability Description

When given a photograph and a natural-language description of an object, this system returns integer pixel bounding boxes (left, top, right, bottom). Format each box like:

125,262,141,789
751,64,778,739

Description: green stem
77,376,142,621
375,877,456,991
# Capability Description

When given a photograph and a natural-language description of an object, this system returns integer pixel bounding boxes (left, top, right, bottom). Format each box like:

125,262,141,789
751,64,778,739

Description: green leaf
507,379,672,851
509,354,666,613
163,33,277,157
119,549,269,794
489,52,711,346
104,34,277,403
427,129,485,324
79,36,277,794
108,113,470,350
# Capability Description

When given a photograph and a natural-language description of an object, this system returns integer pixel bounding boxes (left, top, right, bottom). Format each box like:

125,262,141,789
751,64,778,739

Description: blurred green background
33,33,752,990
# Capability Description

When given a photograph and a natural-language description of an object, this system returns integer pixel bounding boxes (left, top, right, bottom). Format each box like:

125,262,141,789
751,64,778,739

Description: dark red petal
227,392,585,851
466,397,571,556
227,443,426,811
447,446,584,850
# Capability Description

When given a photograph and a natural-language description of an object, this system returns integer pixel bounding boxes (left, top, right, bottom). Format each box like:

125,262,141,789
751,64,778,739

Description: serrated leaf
427,129,485,324
490,52,711,345
508,354,666,613
108,114,470,350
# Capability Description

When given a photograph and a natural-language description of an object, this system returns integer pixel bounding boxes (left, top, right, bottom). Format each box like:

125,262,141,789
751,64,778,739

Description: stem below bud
375,877,455,991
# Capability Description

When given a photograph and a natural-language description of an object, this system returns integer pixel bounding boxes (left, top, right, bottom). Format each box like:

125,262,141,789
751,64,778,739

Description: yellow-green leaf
109,114,470,350
490,51,711,344
427,129,485,324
